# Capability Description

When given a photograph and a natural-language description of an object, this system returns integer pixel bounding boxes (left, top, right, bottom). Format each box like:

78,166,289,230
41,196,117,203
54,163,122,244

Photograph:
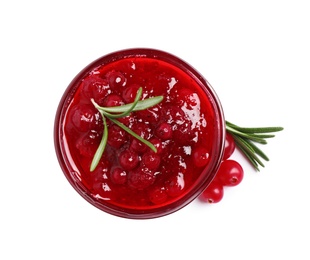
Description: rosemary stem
225,120,283,171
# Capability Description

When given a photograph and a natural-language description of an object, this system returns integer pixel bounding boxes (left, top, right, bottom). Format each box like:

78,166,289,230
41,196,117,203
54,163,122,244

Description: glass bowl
54,48,225,219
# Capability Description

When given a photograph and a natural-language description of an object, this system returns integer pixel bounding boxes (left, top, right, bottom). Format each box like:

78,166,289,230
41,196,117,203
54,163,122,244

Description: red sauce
55,49,225,218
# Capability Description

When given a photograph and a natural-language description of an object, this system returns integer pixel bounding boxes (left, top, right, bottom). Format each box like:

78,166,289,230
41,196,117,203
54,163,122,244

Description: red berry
148,186,168,205
129,138,148,153
165,172,185,197
122,83,141,103
129,123,151,152
71,104,99,132
128,168,156,190
80,75,109,102
76,131,101,157
199,181,224,203
148,138,166,155
110,167,127,185
216,160,244,187
223,132,236,160
107,124,127,148
192,146,210,167
155,122,172,140
102,94,124,107
118,150,139,170
173,122,195,145
106,70,126,89
142,152,161,170
160,105,195,144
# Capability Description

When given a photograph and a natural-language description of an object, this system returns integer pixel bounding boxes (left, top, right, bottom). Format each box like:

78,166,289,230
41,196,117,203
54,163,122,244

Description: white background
1,0,309,259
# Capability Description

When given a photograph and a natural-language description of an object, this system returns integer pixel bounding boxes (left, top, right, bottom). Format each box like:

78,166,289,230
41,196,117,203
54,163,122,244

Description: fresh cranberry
193,146,210,167
148,138,166,155
71,104,99,132
155,122,172,140
76,130,101,157
106,70,126,89
148,186,168,205
118,150,139,170
122,83,141,103
128,168,156,190
165,172,185,197
110,167,127,185
129,139,148,153
81,75,109,102
102,94,124,107
199,181,224,203
107,124,127,148
131,122,151,138
216,159,244,187
223,132,236,160
129,123,151,152
160,105,195,144
142,152,161,170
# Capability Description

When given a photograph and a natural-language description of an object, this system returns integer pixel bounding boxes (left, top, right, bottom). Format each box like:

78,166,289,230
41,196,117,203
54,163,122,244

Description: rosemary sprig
96,96,164,113
90,88,163,171
226,120,283,171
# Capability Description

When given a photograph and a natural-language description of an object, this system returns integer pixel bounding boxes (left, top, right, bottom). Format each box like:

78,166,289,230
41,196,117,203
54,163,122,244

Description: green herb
90,87,163,171
226,121,283,171
90,115,108,172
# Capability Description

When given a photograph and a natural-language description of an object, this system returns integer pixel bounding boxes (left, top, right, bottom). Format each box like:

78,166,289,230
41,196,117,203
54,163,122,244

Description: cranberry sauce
56,49,225,218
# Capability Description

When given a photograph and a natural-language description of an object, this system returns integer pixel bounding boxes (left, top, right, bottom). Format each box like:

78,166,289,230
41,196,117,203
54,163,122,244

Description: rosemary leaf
226,121,283,134
251,133,275,139
231,133,256,153
226,124,267,144
98,87,143,118
90,115,108,172
237,144,260,171
98,96,164,113
246,140,270,161
233,134,265,168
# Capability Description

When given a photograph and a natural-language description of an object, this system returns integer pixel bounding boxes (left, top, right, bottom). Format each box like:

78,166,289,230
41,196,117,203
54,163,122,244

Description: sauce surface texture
63,56,217,209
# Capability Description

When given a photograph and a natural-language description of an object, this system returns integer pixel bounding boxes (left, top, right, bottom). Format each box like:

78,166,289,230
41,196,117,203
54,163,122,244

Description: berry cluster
199,132,244,203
